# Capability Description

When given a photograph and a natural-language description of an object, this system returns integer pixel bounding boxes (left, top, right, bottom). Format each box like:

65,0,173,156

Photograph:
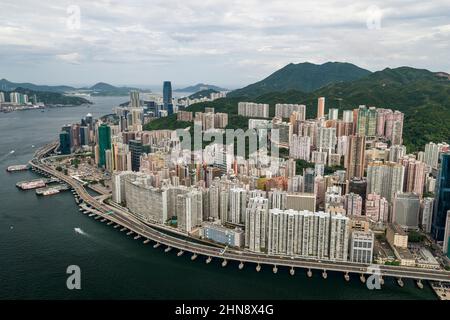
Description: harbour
0,96,440,300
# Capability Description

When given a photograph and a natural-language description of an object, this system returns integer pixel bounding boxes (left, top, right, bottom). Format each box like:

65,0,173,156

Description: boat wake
74,227,88,236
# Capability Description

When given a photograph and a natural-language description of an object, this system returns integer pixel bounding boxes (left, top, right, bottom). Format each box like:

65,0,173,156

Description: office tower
392,192,420,230
389,145,406,162
0,92,5,103
345,135,366,179
303,168,315,193
79,126,89,146
421,197,434,233
345,193,363,216
424,142,450,170
432,152,450,240
245,197,269,252
329,213,350,261
229,188,247,225
163,81,172,110
318,127,337,155
130,90,140,109
289,135,311,161
98,123,111,167
59,131,71,155
275,104,306,120
350,231,374,264
444,211,450,257
328,108,339,120
129,139,143,172
365,193,389,222
366,161,404,203
317,97,325,119
400,157,425,196
238,102,269,118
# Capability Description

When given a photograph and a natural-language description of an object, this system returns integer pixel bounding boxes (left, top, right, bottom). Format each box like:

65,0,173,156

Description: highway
29,142,450,284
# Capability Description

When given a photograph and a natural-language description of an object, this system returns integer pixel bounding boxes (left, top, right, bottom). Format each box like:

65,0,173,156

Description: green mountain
187,89,219,100
0,79,143,96
228,62,372,99
0,78,75,93
6,87,91,106
174,83,228,92
145,66,450,152
86,82,141,96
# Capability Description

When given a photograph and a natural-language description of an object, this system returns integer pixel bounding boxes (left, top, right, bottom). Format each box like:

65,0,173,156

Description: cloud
56,53,82,64
0,0,449,86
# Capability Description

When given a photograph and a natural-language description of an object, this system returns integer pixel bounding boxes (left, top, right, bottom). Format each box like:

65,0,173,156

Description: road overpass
29,143,450,285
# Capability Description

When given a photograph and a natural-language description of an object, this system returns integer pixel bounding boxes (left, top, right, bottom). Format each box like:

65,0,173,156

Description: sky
1,0,450,89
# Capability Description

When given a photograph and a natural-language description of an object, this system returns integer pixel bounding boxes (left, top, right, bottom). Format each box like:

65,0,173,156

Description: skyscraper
366,161,404,203
245,197,269,252
130,90,140,109
129,139,143,172
317,97,325,119
163,81,173,114
432,152,450,240
345,135,366,179
392,192,420,230
59,131,71,155
98,123,111,168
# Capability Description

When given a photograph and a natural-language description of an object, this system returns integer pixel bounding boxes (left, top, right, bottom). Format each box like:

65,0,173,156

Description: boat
6,165,29,172
42,189,60,196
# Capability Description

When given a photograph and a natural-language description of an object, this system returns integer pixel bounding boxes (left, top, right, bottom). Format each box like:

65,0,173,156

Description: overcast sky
1,0,450,88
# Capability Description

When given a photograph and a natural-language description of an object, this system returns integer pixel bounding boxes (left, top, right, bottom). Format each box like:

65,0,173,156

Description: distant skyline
1,0,450,88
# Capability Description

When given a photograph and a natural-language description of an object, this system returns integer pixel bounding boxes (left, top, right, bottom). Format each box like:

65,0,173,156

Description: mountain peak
228,61,372,98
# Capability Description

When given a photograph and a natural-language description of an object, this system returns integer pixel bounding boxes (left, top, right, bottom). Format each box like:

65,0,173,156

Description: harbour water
0,97,436,299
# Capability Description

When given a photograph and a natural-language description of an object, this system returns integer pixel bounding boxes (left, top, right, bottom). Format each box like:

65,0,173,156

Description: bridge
29,142,450,285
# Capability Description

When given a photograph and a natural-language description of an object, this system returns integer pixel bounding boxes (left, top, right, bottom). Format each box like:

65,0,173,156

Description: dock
431,282,450,300
35,184,70,195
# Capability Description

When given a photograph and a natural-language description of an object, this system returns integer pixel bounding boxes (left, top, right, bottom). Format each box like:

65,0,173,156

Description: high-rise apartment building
345,135,366,179
245,197,269,252
317,97,325,119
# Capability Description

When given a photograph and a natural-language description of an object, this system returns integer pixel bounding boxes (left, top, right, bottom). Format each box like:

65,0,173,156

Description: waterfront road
29,143,450,284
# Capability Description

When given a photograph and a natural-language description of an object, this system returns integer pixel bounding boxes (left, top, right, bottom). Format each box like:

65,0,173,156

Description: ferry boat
42,189,60,196
6,165,29,172
16,180,46,190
